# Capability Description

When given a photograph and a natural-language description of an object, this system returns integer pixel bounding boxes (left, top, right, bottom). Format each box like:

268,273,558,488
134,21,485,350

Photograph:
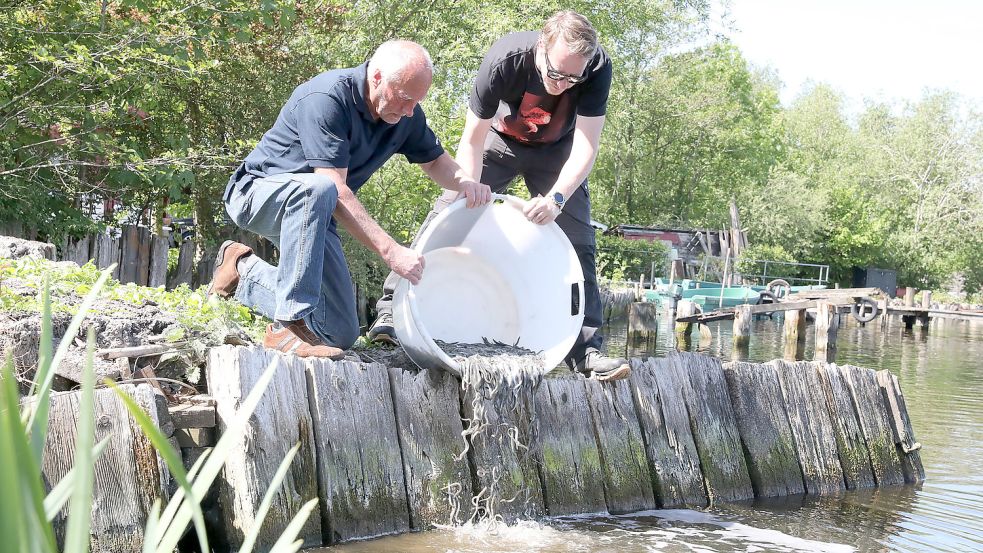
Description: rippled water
319,313,983,552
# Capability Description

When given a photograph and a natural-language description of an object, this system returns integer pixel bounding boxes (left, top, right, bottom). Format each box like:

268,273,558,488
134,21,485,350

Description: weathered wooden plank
675,352,754,502
65,235,92,266
783,309,807,360
136,226,151,286
840,364,906,486
585,377,657,514
459,364,544,522
148,234,169,288
208,346,322,550
387,367,474,529
42,384,170,552
169,240,194,289
306,356,409,543
772,360,845,495
876,370,925,483
118,225,140,284
168,403,216,429
722,361,804,498
815,363,876,489
532,376,606,516
94,233,121,279
629,357,707,508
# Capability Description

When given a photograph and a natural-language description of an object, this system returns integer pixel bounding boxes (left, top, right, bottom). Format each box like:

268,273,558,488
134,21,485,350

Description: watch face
553,192,564,203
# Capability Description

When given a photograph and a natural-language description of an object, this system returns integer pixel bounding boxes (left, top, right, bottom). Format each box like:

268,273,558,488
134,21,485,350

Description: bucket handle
491,193,528,211
573,281,584,317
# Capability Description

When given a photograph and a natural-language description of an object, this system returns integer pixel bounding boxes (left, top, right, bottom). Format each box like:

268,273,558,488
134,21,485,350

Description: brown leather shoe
208,240,253,298
263,320,346,359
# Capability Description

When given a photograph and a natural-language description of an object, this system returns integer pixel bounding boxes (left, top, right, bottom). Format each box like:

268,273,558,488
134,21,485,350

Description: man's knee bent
290,173,339,209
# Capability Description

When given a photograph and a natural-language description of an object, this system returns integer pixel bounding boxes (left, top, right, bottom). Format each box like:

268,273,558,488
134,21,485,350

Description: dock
38,346,924,550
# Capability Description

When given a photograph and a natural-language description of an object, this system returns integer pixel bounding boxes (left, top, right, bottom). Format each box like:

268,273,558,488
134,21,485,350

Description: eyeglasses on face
543,49,586,85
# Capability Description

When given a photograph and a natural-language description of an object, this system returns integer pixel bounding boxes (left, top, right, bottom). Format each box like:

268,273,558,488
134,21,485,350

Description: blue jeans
225,172,359,349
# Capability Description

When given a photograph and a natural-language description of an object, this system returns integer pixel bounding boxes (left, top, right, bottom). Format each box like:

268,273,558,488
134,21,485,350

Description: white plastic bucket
393,194,585,376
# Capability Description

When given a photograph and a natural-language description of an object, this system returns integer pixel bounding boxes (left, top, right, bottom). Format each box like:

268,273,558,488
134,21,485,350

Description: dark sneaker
576,348,631,381
367,311,398,345
263,320,346,359
207,240,253,298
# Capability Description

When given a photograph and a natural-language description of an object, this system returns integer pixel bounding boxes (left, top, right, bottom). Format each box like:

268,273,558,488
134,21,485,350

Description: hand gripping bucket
393,194,585,376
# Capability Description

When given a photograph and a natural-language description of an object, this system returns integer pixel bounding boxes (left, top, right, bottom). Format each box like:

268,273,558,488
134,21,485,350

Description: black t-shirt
469,31,612,145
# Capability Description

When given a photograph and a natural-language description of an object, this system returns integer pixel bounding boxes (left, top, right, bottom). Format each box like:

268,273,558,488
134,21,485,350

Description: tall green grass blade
239,442,301,553
43,436,111,521
64,327,97,553
1,351,57,552
156,356,279,553
28,265,115,442
267,498,318,553
154,447,210,541
143,500,162,553
27,275,53,463
107,381,209,553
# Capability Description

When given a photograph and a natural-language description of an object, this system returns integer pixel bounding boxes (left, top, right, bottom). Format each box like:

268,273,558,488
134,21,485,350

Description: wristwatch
551,191,566,211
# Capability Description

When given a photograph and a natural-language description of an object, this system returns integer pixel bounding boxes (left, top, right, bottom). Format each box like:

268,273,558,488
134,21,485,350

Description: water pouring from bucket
393,194,585,376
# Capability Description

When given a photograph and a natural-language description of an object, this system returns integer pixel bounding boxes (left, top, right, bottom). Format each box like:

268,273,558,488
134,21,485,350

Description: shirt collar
351,61,376,122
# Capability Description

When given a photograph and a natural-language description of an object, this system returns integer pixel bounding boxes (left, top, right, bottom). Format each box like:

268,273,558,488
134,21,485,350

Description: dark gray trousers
378,131,603,363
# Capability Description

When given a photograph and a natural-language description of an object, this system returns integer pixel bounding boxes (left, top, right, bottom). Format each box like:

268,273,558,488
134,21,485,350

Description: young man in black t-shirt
371,11,629,381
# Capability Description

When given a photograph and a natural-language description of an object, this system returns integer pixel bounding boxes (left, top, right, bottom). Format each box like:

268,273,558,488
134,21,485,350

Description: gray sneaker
367,311,398,345
576,348,631,381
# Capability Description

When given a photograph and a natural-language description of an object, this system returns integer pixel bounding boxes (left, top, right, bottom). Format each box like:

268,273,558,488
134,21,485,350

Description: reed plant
0,266,314,552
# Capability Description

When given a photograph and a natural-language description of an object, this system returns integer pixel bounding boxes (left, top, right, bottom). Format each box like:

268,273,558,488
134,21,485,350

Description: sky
712,0,983,108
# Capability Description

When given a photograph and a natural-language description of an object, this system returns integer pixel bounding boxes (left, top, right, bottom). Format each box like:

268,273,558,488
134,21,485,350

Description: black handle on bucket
571,282,584,317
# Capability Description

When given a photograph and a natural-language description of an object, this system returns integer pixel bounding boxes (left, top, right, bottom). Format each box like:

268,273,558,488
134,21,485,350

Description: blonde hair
538,10,598,59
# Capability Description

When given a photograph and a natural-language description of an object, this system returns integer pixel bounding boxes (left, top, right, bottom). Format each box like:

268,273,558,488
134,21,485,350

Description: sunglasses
543,49,587,85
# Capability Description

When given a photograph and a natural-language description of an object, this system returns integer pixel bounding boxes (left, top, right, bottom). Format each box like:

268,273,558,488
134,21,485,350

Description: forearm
333,184,398,259
550,136,598,197
420,152,473,192
454,108,492,183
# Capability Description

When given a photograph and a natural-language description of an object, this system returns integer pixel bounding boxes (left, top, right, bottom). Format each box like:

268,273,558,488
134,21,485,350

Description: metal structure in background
700,256,830,287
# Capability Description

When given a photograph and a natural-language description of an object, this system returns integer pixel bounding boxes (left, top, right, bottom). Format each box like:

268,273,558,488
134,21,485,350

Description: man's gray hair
368,40,434,84
539,10,598,59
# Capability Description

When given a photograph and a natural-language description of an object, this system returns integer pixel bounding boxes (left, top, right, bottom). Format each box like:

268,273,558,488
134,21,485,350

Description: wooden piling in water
387,367,474,528
732,305,752,360
627,302,659,335
783,309,807,360
585,378,657,514
814,301,839,362
723,362,805,497
532,378,607,516
628,357,707,508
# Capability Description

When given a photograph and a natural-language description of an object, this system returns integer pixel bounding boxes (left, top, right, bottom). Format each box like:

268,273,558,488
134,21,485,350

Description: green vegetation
0,267,313,552
0,257,268,340
2,1,981,294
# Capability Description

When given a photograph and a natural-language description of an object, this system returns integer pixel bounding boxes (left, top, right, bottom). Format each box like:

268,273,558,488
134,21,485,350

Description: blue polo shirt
226,61,444,200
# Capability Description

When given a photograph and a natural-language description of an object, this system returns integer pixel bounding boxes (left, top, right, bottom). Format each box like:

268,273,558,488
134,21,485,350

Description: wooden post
674,299,696,338
42,385,171,551
815,363,876,489
814,301,838,362
533,378,606,516
306,356,410,542
921,290,932,309
148,234,169,288
169,240,194,289
732,305,751,360
904,287,915,307
628,302,659,335
208,347,322,550
783,309,807,360
585,378,657,514
878,298,889,329
628,358,707,507
387,367,474,528
722,361,804,497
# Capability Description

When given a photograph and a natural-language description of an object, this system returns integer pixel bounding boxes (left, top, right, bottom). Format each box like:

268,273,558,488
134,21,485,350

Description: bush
595,235,669,282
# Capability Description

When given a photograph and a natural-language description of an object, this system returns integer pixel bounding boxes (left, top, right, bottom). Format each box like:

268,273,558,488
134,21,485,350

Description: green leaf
64,327,97,553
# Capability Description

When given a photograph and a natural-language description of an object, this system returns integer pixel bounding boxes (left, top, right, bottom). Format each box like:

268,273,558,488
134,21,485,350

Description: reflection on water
320,313,983,553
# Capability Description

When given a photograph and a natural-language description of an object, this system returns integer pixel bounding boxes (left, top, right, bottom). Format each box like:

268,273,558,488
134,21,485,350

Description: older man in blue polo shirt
210,40,491,358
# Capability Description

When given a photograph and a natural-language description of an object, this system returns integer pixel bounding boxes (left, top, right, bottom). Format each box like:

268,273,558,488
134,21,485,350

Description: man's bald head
368,40,433,85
